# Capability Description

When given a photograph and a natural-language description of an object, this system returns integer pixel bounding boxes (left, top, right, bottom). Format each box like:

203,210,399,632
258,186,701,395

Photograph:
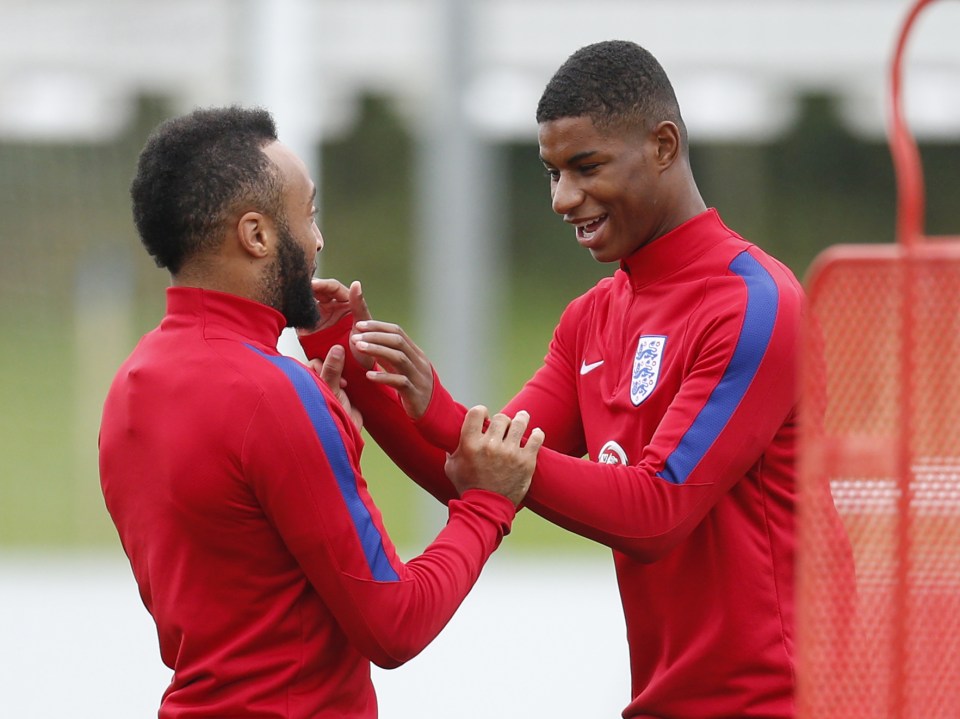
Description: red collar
618,208,734,290
162,287,286,349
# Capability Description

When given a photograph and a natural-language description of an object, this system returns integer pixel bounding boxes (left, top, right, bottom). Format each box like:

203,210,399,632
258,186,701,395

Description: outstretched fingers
352,319,435,419
352,322,414,371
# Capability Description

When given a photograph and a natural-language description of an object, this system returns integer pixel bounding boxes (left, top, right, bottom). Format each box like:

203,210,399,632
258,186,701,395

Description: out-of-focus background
1,1,957,716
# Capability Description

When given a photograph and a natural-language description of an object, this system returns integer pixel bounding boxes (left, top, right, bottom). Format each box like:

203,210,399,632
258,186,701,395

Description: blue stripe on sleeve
657,251,779,485
246,346,399,581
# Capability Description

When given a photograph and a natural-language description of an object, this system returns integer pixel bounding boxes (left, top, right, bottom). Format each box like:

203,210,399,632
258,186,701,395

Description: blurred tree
319,95,416,326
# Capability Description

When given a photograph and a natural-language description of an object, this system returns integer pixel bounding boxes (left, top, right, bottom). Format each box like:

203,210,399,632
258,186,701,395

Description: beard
261,221,320,329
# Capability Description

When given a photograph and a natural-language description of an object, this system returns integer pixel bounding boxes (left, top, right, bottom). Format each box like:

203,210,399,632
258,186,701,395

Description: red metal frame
888,0,960,248
887,4,954,713
799,2,960,717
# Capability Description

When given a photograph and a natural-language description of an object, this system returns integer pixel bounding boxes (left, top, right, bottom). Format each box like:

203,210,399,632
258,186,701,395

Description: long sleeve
100,288,521,717
297,214,807,718
302,244,802,564
416,255,801,562
243,350,514,668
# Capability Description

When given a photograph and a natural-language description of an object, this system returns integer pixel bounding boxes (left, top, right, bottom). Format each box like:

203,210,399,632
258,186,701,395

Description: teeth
576,215,606,240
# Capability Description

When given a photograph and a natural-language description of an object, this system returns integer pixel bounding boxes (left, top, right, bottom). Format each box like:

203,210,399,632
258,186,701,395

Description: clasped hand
307,277,544,506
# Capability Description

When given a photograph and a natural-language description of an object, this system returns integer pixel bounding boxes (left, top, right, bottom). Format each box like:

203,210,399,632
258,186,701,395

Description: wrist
299,313,353,360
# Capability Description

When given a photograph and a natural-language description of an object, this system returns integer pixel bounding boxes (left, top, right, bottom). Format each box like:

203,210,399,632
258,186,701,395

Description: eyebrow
540,149,599,166
308,184,317,204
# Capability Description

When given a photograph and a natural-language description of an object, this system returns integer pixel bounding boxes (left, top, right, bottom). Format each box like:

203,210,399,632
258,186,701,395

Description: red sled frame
797,1,960,718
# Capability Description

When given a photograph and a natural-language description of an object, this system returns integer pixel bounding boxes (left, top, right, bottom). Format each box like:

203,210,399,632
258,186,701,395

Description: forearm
522,450,719,560
248,375,515,669
418,356,792,561
324,489,514,668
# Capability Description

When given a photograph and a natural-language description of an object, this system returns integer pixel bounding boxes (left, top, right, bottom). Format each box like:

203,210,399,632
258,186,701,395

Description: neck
667,165,707,230
172,261,262,305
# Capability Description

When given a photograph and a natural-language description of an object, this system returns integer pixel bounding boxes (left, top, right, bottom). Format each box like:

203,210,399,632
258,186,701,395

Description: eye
543,167,560,182
579,163,600,175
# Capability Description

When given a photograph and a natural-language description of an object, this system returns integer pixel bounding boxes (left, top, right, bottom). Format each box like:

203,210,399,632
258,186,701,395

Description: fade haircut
536,40,687,145
130,106,283,273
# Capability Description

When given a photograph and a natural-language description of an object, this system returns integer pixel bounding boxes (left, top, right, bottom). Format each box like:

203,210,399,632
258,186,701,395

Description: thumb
319,345,346,391
460,405,489,441
349,280,373,323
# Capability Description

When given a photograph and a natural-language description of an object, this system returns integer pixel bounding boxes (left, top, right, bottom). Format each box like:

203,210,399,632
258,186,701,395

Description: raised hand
351,319,435,419
444,406,545,507
300,278,352,333
300,279,377,370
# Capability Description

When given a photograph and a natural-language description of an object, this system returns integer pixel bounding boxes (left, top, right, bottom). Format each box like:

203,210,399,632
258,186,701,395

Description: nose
551,173,583,216
314,225,324,253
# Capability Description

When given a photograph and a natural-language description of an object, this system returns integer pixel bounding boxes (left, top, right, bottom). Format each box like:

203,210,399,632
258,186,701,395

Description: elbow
614,530,687,564
337,578,448,670
625,543,675,564
371,654,405,670
355,618,435,669
365,637,425,670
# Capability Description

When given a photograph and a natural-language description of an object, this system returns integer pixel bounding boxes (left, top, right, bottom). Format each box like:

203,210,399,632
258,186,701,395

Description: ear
652,121,682,170
235,211,276,259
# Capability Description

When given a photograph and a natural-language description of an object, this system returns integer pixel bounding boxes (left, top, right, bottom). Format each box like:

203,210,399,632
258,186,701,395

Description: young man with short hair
303,41,851,717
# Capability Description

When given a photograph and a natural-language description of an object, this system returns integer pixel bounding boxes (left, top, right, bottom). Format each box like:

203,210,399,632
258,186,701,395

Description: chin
589,248,619,264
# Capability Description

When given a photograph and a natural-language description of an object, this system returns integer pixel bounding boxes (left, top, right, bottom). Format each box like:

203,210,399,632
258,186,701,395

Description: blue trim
657,252,779,485
246,346,399,581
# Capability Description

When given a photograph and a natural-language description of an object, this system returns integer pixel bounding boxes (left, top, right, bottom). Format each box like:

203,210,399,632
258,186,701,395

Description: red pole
886,1,935,717
887,0,932,250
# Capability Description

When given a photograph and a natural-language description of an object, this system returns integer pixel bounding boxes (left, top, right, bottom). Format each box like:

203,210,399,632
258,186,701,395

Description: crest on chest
597,440,628,465
630,335,666,406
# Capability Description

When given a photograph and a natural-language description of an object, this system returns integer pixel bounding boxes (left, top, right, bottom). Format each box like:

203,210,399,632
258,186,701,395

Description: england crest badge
631,335,666,406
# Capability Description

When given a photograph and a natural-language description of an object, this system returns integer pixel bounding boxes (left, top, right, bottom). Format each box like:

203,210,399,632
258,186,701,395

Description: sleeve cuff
456,488,517,535
413,368,464,453
298,313,354,360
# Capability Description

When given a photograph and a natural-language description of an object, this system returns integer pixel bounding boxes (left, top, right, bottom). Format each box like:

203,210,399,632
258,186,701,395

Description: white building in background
2,0,959,144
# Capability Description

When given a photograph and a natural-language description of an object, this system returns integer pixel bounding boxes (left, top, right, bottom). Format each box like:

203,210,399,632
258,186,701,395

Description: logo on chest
598,440,628,465
631,335,667,406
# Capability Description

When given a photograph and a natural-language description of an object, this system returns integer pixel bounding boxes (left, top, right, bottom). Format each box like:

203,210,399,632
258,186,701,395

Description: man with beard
98,106,543,718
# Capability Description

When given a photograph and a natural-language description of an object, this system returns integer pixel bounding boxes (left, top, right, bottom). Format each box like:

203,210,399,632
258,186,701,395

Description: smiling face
539,115,674,264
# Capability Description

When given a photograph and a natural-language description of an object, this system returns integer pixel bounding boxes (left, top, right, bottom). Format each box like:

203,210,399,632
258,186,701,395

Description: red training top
301,210,840,718
99,287,515,718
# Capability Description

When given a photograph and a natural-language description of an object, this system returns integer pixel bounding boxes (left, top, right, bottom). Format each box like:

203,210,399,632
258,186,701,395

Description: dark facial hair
264,220,320,329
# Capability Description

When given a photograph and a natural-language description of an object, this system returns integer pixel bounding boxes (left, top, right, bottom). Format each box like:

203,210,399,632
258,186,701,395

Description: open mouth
576,214,608,241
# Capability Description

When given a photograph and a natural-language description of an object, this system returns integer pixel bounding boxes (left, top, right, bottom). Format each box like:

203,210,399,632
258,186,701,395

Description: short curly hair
536,40,687,144
130,106,283,274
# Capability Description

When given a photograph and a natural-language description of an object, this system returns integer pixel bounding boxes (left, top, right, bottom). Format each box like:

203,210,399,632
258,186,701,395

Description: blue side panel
246,346,399,581
657,251,779,485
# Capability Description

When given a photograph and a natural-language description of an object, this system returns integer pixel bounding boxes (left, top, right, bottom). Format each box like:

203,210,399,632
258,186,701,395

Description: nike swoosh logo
580,359,604,375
